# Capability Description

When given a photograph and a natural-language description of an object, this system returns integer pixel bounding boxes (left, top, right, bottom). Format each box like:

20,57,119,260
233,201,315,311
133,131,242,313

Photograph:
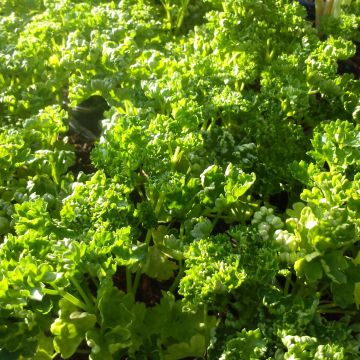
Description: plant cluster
1,0,360,359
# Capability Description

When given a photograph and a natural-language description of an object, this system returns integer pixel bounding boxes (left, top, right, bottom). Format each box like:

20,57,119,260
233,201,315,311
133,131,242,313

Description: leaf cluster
1,0,360,359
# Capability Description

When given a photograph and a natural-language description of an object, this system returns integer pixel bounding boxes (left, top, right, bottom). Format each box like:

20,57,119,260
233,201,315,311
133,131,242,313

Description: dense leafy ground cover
1,0,360,358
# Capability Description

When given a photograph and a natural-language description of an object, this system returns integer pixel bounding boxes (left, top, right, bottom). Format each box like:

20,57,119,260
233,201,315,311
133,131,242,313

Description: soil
66,130,96,176
112,266,175,307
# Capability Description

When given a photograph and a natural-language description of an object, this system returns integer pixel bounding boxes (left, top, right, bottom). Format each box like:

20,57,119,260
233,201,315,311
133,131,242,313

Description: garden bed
1,1,360,359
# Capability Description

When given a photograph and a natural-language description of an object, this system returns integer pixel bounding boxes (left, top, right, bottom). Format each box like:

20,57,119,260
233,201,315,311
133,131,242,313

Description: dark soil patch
62,94,109,176
112,266,175,307
67,130,96,176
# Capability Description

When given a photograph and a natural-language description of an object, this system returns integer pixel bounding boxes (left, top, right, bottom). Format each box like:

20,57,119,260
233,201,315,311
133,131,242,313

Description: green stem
317,308,355,314
132,266,142,296
132,229,153,295
168,225,186,293
161,0,172,29
71,278,94,311
169,260,184,293
154,193,165,216
42,288,59,296
51,164,60,186
318,302,338,308
43,287,89,311
308,89,319,95
126,267,132,294
62,292,90,312
284,275,292,295
132,188,166,296
210,211,222,233
203,303,209,358
175,0,190,31
179,223,184,240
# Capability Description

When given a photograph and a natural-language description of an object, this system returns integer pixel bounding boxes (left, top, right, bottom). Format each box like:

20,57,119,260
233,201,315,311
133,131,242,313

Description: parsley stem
154,193,165,217
210,211,221,233
132,229,153,295
284,277,290,295
132,264,143,296
317,308,355,314
318,302,337,308
169,260,184,293
61,292,90,312
175,0,190,32
203,303,209,358
126,267,132,294
43,287,89,312
71,278,94,311
42,288,58,296
132,192,165,295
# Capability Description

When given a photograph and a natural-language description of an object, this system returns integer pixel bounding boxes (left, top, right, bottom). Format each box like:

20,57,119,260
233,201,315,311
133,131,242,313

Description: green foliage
0,105,73,239
219,329,267,360
275,120,360,311
309,119,360,172
180,234,247,308
51,299,97,359
1,0,360,358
